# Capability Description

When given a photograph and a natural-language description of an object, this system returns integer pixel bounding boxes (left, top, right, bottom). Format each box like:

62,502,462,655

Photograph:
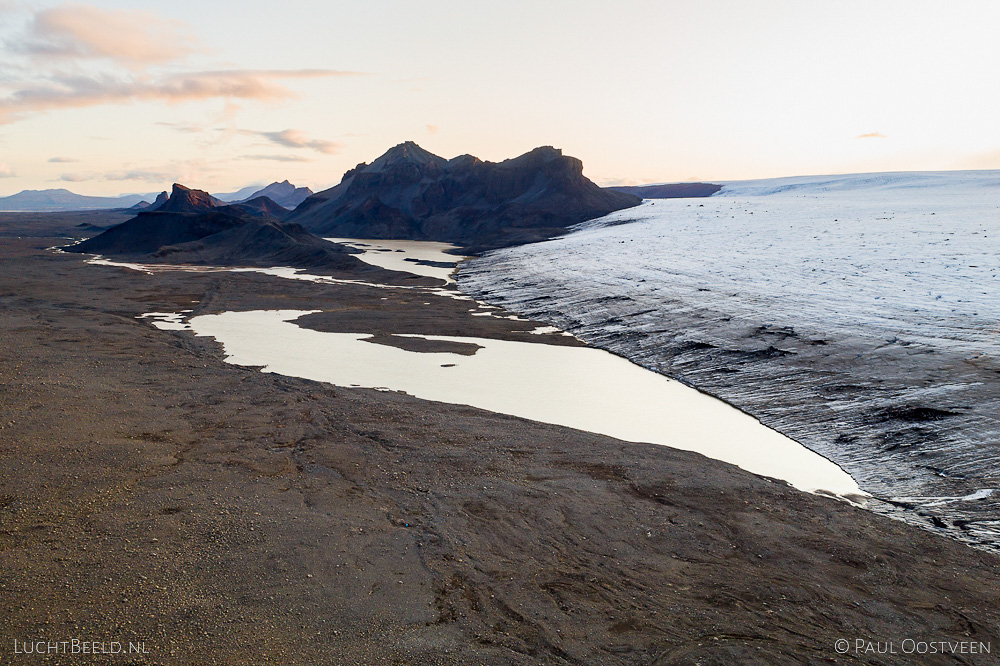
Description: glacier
458,170,1000,550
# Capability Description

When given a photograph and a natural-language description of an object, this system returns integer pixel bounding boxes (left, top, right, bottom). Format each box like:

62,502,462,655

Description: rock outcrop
65,184,360,271
286,142,641,252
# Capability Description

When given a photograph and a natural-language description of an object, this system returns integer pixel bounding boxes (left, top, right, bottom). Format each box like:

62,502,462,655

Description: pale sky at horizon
1,0,999,196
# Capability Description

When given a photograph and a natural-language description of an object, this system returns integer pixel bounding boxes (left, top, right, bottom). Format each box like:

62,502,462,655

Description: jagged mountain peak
366,141,446,172
154,184,220,213
287,143,641,251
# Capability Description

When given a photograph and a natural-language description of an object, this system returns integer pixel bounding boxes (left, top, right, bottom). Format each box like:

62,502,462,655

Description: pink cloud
856,132,887,139
23,4,201,70
0,69,357,124
0,6,366,124
0,162,14,177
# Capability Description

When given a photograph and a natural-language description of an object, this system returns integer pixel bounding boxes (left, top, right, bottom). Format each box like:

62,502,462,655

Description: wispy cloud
156,121,208,134
57,172,90,182
103,168,177,182
426,124,439,135
0,5,366,125
0,69,357,124
856,132,887,139
242,128,342,154
0,162,14,177
241,154,312,162
17,4,201,71
48,156,78,162
50,159,214,185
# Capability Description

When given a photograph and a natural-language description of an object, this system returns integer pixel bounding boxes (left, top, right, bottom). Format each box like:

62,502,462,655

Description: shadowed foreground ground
1,237,999,665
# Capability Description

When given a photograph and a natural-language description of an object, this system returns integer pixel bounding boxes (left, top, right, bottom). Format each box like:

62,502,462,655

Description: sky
1,0,999,196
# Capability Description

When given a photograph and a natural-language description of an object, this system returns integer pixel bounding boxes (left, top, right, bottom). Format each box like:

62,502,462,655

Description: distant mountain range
0,189,155,212
1,180,314,213
286,142,641,251
212,184,267,203
607,182,722,198
64,184,360,271
239,181,313,209
43,142,656,256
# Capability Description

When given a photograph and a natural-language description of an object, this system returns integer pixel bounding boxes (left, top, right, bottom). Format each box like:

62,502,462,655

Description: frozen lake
325,238,464,282
176,309,861,496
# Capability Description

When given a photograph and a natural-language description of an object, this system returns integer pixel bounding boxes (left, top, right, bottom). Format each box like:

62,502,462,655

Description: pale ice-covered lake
178,309,861,497
458,170,1000,549
324,238,463,282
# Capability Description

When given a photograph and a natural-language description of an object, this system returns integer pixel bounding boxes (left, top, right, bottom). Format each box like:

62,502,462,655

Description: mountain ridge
63,184,360,272
607,182,722,198
239,181,313,209
0,188,156,212
286,141,641,252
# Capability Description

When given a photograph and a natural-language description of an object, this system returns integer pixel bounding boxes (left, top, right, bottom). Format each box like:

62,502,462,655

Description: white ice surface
562,170,1000,355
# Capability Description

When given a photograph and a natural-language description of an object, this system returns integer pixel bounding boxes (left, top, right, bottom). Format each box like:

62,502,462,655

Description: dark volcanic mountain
154,184,225,212
65,184,360,271
226,196,292,219
147,191,169,210
607,182,723,199
241,181,314,209
286,142,641,252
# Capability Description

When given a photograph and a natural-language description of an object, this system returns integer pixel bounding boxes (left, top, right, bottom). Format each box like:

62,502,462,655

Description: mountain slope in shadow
65,184,361,271
286,142,641,253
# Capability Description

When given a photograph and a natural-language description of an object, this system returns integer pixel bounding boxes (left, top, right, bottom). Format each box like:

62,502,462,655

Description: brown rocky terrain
1,234,1000,664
